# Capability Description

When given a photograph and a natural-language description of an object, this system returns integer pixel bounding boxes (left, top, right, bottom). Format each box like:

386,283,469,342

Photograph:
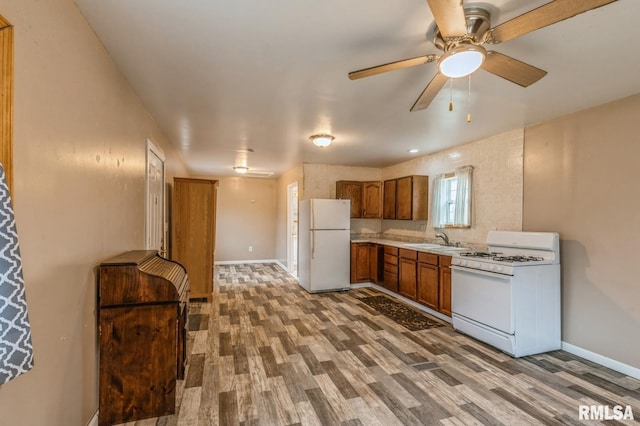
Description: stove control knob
475,262,481,268
461,260,467,266
496,266,503,273
488,264,495,271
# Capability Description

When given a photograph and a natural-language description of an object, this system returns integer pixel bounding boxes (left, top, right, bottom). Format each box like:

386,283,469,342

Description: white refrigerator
298,199,351,293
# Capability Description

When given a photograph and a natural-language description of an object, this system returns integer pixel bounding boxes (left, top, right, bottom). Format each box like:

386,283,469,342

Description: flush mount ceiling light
309,134,334,148
233,166,249,174
438,44,486,79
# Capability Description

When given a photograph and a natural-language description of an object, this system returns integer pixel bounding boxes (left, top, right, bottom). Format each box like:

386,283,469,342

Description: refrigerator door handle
311,229,315,259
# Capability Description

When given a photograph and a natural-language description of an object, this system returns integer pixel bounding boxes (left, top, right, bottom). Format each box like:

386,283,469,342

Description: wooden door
362,181,382,218
396,176,413,220
172,178,217,301
383,179,396,219
336,181,363,218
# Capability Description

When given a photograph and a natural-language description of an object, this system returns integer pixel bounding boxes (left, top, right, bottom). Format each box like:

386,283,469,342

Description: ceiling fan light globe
233,166,249,174
438,45,486,78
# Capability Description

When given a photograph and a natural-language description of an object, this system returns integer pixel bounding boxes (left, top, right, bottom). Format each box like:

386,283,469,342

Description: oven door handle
451,265,512,280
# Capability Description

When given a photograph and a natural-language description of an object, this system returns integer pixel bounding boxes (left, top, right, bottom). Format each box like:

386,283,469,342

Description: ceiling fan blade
410,72,449,112
481,51,547,87
488,0,618,43
427,0,468,38
348,55,437,80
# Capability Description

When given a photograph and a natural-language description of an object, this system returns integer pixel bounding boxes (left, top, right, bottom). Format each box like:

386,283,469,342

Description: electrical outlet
249,246,253,252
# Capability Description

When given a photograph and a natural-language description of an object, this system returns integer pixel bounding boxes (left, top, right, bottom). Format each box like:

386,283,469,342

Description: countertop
350,237,472,256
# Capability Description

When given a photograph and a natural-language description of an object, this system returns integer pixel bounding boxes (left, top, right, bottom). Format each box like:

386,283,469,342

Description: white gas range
451,231,561,357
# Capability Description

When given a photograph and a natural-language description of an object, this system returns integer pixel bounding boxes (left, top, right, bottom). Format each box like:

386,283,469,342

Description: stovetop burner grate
459,252,545,263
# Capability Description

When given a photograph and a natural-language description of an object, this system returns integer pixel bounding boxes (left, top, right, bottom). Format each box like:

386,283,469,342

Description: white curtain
430,174,447,228
453,165,473,227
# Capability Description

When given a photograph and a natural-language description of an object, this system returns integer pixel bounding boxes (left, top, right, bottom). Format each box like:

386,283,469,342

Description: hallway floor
118,263,640,425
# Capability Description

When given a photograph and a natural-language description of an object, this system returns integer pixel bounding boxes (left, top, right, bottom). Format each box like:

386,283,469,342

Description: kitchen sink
404,243,468,251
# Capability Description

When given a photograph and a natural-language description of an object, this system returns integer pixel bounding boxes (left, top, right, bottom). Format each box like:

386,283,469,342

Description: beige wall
381,129,524,244
0,1,187,425
523,94,640,369
214,177,277,262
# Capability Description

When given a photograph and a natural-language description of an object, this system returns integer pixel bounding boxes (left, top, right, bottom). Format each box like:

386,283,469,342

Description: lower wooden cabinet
383,246,399,292
417,253,439,310
351,242,370,283
398,249,417,300
439,256,452,316
349,243,452,317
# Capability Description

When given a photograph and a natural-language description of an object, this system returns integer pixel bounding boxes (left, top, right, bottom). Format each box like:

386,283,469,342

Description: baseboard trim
87,411,98,426
561,342,640,380
215,259,279,265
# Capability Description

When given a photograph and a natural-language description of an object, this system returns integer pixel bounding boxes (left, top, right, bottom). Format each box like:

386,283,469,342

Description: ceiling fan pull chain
467,74,472,123
449,78,454,112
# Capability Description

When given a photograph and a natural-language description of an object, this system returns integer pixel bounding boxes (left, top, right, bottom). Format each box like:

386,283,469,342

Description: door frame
287,181,299,276
0,15,14,193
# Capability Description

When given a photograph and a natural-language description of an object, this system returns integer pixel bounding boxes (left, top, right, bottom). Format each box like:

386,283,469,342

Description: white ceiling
74,0,640,177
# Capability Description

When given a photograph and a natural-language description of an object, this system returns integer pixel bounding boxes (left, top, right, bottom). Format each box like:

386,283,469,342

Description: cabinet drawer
418,252,439,265
399,248,417,260
439,255,452,267
384,246,399,255
384,263,398,274
383,254,398,266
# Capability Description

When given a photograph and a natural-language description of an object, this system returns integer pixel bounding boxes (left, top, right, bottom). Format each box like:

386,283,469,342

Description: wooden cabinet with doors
383,175,428,220
350,242,370,283
439,255,452,316
417,252,439,310
398,249,418,300
171,178,218,302
336,181,363,218
350,242,382,284
337,180,382,218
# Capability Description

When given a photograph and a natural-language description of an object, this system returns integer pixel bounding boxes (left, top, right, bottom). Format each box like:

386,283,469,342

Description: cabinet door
417,262,439,310
383,179,396,219
362,181,383,218
399,258,417,300
396,176,413,220
439,266,452,316
336,181,363,218
350,243,370,283
368,244,381,284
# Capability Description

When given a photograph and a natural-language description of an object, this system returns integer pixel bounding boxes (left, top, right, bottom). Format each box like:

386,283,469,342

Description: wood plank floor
118,263,640,426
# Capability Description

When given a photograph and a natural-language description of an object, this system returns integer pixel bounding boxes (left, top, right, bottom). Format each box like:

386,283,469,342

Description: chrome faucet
436,232,450,246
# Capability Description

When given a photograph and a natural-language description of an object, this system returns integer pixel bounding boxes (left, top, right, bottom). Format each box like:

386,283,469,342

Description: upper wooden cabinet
384,175,428,221
336,180,382,218
383,179,397,219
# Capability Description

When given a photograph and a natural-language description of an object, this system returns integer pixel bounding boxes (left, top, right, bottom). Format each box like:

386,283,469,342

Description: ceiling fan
348,0,618,112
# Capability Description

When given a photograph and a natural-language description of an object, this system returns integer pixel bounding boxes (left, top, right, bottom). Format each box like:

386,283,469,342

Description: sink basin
404,243,442,249
404,243,468,251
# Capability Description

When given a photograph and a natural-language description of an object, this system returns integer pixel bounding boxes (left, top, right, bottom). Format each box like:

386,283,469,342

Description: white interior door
146,139,166,254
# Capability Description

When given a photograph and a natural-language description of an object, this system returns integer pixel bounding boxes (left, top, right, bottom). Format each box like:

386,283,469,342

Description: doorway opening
287,182,299,276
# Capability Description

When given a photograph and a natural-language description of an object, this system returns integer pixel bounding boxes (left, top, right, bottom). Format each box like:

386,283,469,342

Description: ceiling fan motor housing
431,7,492,50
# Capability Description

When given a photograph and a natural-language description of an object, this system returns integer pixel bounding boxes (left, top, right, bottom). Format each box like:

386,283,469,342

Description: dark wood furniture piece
172,177,218,301
98,250,189,426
